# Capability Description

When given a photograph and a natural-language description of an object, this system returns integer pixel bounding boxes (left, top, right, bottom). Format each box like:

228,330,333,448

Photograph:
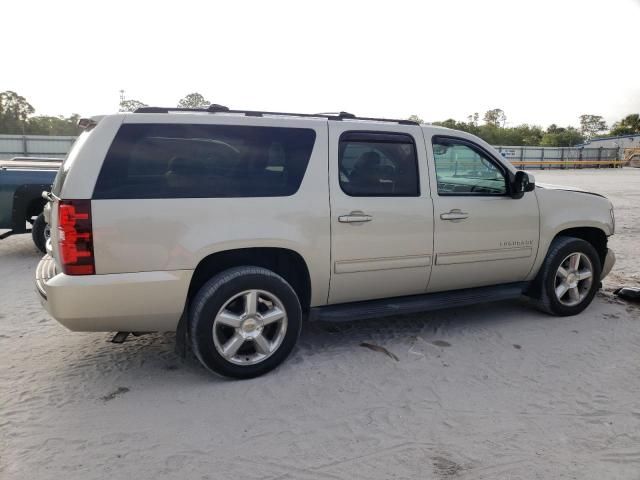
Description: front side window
432,137,508,195
339,132,419,197
93,124,316,199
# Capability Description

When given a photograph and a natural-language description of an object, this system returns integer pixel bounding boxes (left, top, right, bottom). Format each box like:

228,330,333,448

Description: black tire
533,236,601,316
31,213,49,254
189,266,302,379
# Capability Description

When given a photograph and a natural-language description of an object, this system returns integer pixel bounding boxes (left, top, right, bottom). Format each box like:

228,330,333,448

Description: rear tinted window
93,124,316,199
339,132,419,197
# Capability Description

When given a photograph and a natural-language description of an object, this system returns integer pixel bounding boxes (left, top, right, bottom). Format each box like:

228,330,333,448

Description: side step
309,282,528,322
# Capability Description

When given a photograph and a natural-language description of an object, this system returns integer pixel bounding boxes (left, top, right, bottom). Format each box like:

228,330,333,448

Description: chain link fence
495,146,622,169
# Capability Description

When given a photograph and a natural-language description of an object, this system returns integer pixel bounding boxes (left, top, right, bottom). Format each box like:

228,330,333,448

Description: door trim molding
436,247,532,266
335,254,432,274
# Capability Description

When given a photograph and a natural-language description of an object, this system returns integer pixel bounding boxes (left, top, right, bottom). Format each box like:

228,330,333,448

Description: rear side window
338,131,419,197
93,124,316,199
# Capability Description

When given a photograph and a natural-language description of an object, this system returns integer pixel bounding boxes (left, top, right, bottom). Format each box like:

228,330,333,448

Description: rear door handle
440,209,469,221
339,211,372,223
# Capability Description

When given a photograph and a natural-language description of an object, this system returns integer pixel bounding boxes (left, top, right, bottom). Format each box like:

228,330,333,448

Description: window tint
93,124,316,199
339,132,419,197
432,138,507,195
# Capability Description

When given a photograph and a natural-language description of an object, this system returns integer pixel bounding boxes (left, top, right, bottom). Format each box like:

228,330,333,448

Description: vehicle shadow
297,298,546,352
81,297,554,383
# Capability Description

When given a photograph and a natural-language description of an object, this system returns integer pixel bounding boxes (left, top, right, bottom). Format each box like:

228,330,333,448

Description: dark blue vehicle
0,157,60,252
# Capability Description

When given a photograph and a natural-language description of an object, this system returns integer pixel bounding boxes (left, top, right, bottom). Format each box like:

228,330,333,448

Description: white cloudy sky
4,0,639,128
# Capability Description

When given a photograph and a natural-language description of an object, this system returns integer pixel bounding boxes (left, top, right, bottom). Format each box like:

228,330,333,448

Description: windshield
51,130,91,196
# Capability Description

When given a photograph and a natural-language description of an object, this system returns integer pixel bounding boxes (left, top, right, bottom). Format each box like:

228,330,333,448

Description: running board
309,282,528,322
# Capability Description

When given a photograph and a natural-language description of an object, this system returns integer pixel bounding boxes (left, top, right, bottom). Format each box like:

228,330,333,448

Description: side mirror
511,171,535,199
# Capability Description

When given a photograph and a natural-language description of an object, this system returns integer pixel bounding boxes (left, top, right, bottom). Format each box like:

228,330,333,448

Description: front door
426,134,539,292
328,122,434,304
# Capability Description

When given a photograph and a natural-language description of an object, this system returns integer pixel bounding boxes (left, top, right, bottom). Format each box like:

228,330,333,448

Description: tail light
58,200,95,275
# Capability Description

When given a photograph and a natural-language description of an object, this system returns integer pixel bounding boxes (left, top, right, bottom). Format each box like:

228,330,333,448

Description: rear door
328,121,434,304
426,133,539,292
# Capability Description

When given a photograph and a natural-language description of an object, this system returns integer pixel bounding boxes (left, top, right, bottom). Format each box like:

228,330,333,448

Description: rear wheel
189,266,302,379
31,213,50,254
535,237,601,316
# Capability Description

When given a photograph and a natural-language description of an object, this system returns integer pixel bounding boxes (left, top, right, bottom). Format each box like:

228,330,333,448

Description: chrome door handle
338,212,372,223
440,209,469,221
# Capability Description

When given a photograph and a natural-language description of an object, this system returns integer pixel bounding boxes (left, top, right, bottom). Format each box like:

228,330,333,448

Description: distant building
578,134,640,150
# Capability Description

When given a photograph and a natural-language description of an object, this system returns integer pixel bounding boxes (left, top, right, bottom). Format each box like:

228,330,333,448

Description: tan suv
36,105,616,378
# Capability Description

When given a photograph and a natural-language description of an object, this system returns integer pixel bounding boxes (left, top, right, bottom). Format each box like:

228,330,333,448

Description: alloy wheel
554,252,594,307
212,289,288,365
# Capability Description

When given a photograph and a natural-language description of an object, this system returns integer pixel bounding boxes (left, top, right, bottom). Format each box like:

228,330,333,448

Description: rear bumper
601,248,615,280
35,255,192,332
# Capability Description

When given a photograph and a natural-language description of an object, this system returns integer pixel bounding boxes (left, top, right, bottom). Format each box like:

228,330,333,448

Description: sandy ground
1,169,640,480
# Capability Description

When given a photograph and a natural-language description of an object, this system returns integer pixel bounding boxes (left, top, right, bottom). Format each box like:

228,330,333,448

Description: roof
581,133,639,146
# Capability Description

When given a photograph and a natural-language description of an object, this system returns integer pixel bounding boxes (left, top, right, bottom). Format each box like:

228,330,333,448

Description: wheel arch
187,247,312,312
527,226,607,299
550,226,608,268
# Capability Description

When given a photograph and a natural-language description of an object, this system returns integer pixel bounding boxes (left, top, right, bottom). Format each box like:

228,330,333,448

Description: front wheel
189,266,302,379
534,236,602,316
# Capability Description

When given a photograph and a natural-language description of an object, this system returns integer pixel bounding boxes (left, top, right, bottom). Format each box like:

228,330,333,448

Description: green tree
433,116,544,146
119,99,148,112
610,113,640,136
177,92,210,109
0,90,35,133
433,118,462,130
546,124,561,134
502,124,543,146
540,125,584,146
579,114,607,140
407,114,424,124
433,117,478,135
26,115,82,135
483,108,506,128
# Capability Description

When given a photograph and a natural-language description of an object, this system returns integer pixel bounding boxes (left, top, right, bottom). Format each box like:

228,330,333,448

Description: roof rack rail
133,105,419,125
